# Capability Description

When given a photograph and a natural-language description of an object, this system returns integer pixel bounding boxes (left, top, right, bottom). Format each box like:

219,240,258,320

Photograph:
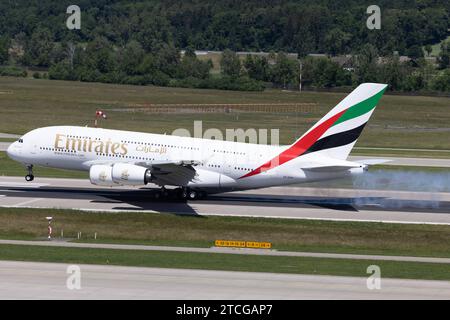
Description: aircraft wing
136,160,200,186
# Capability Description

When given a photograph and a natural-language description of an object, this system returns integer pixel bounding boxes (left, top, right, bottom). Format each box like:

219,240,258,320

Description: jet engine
89,163,152,186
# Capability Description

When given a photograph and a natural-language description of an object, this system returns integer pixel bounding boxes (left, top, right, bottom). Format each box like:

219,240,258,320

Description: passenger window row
120,140,200,151
213,149,246,155
234,167,251,171
95,153,155,161
40,147,75,153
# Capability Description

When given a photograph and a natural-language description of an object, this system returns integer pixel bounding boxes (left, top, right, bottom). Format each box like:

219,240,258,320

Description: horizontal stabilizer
301,158,363,172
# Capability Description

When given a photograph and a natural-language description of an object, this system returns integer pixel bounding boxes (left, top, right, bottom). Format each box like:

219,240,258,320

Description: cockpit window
18,139,23,143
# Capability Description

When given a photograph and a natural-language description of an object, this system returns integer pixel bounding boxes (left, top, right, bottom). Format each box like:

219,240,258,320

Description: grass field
0,151,87,178
1,207,450,258
0,77,449,150
1,244,449,280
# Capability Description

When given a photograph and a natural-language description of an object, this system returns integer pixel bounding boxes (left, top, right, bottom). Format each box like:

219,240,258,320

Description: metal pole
299,60,303,92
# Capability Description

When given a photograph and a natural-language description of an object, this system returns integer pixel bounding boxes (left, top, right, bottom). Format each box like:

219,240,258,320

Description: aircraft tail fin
288,83,387,160
239,83,387,179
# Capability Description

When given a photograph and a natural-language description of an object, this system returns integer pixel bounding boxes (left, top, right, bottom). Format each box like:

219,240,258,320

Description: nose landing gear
25,165,34,182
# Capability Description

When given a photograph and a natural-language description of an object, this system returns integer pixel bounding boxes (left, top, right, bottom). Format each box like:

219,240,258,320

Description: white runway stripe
0,182,48,188
11,198,42,207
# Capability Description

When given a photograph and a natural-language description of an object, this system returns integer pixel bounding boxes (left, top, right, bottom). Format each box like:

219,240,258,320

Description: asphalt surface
0,142,12,151
348,155,450,167
0,177,449,225
0,133,20,139
1,261,449,299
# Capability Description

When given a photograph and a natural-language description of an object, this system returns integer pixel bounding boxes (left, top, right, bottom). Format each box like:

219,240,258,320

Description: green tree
379,54,407,91
26,27,54,67
324,28,351,56
431,69,450,92
151,43,181,78
270,52,298,88
0,37,9,65
220,49,241,78
406,45,424,60
437,42,449,69
178,50,212,79
302,57,350,88
119,40,145,75
85,37,116,74
424,44,432,57
353,44,379,84
403,71,425,91
243,55,269,81
48,61,76,80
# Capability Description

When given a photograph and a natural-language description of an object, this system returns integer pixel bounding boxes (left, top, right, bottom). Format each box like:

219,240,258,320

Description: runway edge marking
0,204,449,226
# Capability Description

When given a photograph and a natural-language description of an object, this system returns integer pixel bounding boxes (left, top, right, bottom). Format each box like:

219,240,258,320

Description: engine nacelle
111,163,152,186
89,164,114,186
89,163,151,186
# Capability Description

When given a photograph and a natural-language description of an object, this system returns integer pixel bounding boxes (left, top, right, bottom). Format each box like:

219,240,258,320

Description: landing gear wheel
153,191,162,200
25,165,34,182
180,188,188,200
175,188,186,201
188,190,198,200
161,188,169,198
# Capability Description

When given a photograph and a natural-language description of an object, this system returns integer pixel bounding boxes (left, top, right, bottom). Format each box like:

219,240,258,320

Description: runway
0,142,12,152
348,155,450,168
0,177,450,224
0,133,20,139
1,261,449,299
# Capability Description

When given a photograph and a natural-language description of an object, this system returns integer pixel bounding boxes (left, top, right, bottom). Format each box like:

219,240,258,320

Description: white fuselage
7,126,362,193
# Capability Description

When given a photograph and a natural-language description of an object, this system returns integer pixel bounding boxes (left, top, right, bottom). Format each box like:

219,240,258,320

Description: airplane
7,83,387,200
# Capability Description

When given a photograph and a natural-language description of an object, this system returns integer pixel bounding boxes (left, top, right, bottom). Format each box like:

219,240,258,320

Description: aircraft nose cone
6,142,17,159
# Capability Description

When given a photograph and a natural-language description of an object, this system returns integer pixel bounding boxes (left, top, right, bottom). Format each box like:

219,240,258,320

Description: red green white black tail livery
240,83,387,179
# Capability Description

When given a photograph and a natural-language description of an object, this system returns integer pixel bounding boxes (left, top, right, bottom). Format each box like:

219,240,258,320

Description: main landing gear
180,188,207,201
25,165,34,182
153,187,207,201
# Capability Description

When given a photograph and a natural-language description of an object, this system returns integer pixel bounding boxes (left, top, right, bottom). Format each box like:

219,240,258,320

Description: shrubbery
0,66,27,77
169,76,264,91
